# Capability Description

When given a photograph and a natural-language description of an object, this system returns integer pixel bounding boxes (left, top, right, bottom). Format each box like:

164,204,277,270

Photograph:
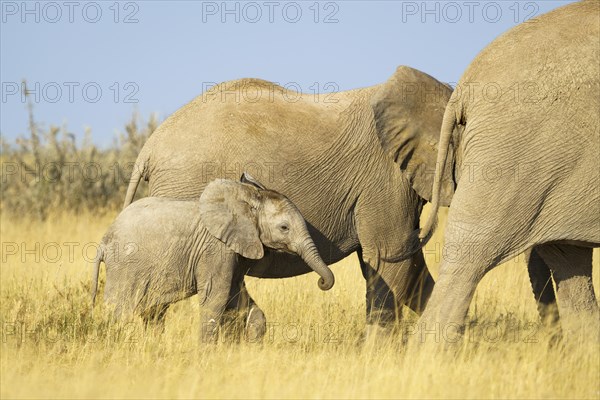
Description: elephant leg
526,246,559,326
534,243,599,340
417,207,507,343
359,249,397,330
359,247,433,341
221,278,266,342
418,254,491,344
195,254,238,344
220,279,249,341
404,249,435,314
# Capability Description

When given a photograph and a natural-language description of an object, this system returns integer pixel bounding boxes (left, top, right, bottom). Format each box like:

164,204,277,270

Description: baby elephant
91,173,335,343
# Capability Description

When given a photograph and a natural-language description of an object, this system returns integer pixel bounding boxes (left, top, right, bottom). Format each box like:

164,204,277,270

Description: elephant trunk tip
318,275,334,291
297,239,335,291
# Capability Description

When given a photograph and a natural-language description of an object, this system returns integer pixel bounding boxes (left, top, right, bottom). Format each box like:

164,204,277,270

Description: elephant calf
91,173,335,343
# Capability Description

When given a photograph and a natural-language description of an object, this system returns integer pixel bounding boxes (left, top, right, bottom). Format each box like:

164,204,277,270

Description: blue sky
1,0,574,147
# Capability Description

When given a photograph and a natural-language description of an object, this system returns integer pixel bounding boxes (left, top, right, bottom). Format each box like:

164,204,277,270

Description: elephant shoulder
200,78,291,103
228,78,285,92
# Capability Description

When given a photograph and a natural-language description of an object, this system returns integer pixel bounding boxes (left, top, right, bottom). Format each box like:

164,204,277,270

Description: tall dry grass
1,206,598,399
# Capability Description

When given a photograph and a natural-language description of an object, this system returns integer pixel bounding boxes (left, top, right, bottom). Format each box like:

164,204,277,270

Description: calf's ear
199,179,264,259
240,172,267,190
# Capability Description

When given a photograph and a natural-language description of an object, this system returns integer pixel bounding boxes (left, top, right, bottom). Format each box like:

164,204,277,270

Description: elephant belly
244,251,322,279
103,257,196,315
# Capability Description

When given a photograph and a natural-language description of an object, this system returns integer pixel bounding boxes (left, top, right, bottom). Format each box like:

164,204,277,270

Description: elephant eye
279,224,289,232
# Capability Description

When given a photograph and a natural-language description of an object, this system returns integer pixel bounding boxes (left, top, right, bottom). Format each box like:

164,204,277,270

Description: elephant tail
123,154,148,209
91,245,104,307
419,100,457,240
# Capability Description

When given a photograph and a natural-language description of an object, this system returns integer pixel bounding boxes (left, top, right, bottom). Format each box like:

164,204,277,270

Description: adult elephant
374,1,599,339
123,68,452,337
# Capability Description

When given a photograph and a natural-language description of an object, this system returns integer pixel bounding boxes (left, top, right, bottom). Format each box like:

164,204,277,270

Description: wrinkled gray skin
93,175,335,343
376,1,599,339
123,70,444,337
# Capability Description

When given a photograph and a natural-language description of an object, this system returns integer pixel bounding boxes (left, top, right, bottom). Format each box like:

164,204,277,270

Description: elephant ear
240,172,267,190
199,179,264,260
371,65,455,206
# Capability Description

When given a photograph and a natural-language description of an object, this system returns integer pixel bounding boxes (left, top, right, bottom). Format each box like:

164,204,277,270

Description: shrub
1,88,157,220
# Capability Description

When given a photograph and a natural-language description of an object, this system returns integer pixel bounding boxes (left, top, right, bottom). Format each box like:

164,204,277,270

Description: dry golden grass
1,206,599,399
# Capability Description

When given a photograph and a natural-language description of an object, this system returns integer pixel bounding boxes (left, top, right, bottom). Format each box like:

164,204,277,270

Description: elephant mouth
267,247,295,255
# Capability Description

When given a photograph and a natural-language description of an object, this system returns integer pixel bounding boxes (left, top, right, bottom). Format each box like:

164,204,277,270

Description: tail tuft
417,217,438,243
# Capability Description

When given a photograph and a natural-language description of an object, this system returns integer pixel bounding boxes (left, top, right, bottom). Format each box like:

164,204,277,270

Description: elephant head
198,173,335,290
371,65,457,207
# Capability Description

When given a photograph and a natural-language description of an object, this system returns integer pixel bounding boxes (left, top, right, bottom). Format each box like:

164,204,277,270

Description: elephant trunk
297,238,335,291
